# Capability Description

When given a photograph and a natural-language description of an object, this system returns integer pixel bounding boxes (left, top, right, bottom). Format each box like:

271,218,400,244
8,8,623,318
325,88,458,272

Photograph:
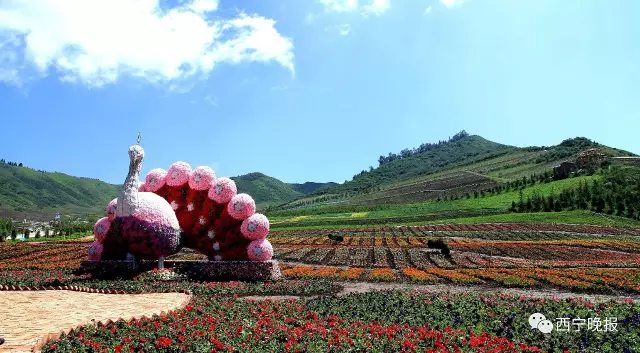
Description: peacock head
129,145,145,165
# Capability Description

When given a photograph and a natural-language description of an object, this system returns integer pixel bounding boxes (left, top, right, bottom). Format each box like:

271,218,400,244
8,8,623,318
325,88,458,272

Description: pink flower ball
227,193,256,220
189,166,216,191
88,241,103,261
93,217,111,243
247,238,273,261
106,198,118,220
241,213,269,240
166,162,191,187
145,168,167,192
208,177,237,204
138,183,148,192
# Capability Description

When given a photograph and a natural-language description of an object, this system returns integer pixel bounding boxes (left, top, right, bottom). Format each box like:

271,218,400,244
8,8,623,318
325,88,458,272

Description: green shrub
427,238,451,257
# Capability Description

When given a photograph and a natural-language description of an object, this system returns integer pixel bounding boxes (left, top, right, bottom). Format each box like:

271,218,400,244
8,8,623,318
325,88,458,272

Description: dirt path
243,281,640,303
0,291,190,353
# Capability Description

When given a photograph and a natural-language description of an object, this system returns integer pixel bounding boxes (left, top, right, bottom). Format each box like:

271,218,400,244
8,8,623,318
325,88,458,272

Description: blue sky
0,0,638,185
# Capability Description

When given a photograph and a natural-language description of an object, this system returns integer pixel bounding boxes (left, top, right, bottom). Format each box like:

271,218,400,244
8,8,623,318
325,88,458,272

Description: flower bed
368,268,396,281
401,268,439,282
80,260,282,281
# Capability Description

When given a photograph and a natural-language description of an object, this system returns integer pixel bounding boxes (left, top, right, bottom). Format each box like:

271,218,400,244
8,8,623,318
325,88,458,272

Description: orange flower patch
401,268,439,282
368,268,396,282
336,267,365,280
424,268,484,284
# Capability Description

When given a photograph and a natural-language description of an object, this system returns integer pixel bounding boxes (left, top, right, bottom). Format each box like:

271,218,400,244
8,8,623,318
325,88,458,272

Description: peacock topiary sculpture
87,142,273,264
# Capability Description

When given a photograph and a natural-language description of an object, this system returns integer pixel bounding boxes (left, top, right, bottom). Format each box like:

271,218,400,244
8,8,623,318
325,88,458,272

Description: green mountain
0,161,328,218
231,173,305,209
319,132,511,195
0,162,120,220
271,134,636,212
1,133,636,219
289,182,339,195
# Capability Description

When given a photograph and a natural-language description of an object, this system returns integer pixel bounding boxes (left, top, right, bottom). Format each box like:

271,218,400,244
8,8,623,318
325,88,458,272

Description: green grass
268,175,634,231
418,211,640,228
453,175,600,207
269,175,600,219
270,211,640,231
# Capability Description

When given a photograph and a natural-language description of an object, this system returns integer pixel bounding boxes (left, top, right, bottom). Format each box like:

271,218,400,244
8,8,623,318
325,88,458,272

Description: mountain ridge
1,133,635,220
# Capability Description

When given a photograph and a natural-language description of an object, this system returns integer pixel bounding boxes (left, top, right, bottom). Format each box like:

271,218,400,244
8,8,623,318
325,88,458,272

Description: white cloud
186,0,218,14
319,0,390,16
338,24,352,36
0,33,23,85
324,24,351,36
440,0,466,8
0,0,294,87
204,94,218,106
320,0,358,13
362,0,390,15
424,6,432,14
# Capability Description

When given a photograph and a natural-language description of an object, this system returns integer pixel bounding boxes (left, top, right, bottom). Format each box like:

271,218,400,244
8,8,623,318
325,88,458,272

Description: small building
553,161,578,179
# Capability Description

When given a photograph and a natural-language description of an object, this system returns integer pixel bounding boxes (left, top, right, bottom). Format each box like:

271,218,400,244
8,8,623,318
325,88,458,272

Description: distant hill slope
0,162,120,219
271,135,636,212
231,173,304,208
321,134,511,195
289,182,339,195
2,133,636,219
0,161,327,218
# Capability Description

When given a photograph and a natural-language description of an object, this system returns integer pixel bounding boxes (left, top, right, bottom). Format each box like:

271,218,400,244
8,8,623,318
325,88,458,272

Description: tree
553,199,563,212
616,199,626,216
35,230,41,238
594,195,605,213
542,195,551,212
531,193,542,212
11,229,17,240
626,204,636,219
525,197,533,212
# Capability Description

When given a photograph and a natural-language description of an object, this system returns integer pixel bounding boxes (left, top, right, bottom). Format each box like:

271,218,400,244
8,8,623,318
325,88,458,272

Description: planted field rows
0,243,88,270
353,172,498,205
281,264,640,294
271,223,640,236
274,240,640,269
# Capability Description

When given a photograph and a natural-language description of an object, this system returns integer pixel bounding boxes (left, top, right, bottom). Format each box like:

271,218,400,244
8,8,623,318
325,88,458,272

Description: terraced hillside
352,171,497,206
272,135,636,212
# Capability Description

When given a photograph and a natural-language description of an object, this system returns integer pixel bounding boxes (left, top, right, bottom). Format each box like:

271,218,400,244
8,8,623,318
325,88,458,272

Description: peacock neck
118,146,143,217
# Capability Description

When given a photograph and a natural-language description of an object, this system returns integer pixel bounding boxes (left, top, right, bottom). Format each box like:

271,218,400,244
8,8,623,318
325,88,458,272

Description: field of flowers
4,221,640,294
0,268,636,353
3,222,640,352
